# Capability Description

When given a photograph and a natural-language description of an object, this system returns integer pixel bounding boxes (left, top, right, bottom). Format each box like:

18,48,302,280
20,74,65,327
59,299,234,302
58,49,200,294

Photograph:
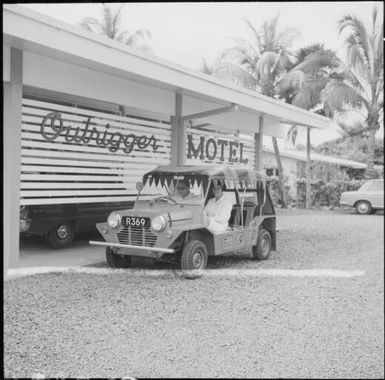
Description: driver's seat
228,202,257,227
228,207,238,227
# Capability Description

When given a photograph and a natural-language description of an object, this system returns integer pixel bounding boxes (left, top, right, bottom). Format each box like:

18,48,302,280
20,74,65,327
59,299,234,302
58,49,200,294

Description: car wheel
355,201,372,215
252,228,272,260
181,240,208,278
106,247,132,268
44,222,75,249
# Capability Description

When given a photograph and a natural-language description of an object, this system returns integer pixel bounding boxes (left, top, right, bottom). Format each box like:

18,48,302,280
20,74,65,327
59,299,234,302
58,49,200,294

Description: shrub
294,160,367,208
296,178,365,208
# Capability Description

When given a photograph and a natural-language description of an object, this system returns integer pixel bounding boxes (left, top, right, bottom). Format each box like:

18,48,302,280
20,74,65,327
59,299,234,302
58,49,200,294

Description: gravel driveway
4,208,384,378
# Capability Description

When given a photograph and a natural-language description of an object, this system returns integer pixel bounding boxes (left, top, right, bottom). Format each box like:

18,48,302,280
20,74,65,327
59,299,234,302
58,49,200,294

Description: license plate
122,216,150,227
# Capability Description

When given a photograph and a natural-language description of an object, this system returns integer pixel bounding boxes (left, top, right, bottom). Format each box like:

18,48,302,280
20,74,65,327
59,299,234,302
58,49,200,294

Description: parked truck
20,201,133,249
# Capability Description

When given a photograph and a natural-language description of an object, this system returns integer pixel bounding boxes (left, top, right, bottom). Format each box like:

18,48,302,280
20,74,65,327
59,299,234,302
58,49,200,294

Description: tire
252,228,272,261
355,200,372,215
106,247,132,268
44,222,75,249
181,240,208,278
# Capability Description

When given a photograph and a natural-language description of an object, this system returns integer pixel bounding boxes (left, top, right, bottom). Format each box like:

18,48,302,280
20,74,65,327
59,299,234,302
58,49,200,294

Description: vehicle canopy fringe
142,165,266,193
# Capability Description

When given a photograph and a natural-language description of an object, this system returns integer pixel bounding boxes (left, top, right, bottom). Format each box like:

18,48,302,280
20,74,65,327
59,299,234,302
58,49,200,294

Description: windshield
359,180,383,192
138,177,204,204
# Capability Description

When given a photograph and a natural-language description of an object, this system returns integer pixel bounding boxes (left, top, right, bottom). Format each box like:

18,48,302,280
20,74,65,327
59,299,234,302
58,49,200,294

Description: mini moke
90,165,276,275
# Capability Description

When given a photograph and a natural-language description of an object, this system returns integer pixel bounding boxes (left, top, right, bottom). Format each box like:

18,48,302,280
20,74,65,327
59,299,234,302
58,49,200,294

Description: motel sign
187,134,249,164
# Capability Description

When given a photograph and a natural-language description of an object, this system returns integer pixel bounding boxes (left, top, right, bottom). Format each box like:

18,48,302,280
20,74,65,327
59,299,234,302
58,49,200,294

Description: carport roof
3,4,330,134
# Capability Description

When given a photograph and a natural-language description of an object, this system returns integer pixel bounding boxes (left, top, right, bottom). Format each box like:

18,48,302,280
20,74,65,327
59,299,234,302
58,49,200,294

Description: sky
20,2,384,146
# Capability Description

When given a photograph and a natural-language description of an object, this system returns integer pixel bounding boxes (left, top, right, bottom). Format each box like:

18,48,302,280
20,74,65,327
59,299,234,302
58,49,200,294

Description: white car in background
340,179,384,214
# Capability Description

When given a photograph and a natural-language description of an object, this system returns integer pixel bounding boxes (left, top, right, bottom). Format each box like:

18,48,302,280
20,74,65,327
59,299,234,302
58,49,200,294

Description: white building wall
263,151,298,196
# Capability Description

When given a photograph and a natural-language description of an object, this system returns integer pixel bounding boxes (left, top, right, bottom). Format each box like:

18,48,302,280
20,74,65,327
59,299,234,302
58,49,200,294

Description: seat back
228,207,237,226
228,202,257,227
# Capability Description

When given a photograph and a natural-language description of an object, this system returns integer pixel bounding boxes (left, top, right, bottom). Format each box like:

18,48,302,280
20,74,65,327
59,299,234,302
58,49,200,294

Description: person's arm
186,192,200,201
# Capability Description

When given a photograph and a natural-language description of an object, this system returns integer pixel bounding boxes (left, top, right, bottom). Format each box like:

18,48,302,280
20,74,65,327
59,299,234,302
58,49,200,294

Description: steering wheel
154,196,177,204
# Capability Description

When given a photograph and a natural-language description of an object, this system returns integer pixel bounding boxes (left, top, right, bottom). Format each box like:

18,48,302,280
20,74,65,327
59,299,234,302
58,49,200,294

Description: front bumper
89,240,175,254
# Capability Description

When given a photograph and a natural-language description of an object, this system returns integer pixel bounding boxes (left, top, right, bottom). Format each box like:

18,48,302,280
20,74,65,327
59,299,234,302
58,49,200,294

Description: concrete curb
5,266,365,280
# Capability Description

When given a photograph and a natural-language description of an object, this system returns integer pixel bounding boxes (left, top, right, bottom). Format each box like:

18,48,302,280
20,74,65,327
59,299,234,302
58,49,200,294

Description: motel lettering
187,134,249,163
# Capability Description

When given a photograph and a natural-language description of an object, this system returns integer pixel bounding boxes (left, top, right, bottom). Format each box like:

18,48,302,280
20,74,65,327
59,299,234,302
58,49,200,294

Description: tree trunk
306,127,311,209
272,137,287,208
365,129,376,179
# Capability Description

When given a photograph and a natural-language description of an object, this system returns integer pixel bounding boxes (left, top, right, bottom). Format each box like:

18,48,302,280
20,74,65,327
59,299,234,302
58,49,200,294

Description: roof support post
4,47,23,273
254,115,264,171
170,92,185,166
306,127,312,209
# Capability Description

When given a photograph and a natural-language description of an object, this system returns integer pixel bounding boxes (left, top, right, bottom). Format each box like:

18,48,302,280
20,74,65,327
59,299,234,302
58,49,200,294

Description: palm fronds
321,80,369,111
125,29,152,46
279,70,305,92
79,17,100,33
213,62,257,90
79,3,152,51
338,14,373,72
199,58,214,75
293,77,330,110
281,5,383,146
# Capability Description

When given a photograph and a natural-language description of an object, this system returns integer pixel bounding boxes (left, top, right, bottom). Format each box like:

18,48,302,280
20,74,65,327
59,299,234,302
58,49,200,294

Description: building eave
263,146,368,169
3,4,330,131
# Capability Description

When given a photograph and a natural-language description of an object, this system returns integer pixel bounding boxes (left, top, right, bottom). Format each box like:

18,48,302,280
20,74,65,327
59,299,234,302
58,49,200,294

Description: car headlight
107,213,121,229
151,215,167,232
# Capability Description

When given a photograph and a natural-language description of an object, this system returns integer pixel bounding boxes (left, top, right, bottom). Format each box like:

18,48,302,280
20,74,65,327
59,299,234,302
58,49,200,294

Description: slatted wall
185,125,255,168
21,98,171,205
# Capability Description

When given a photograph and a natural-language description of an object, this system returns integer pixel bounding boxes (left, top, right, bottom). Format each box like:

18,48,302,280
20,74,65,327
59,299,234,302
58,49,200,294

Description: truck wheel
106,247,132,268
355,201,372,215
44,222,75,249
181,240,208,278
252,228,271,260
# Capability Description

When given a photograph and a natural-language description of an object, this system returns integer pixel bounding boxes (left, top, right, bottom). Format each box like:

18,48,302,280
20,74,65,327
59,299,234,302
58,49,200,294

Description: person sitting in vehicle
203,181,233,234
173,179,199,203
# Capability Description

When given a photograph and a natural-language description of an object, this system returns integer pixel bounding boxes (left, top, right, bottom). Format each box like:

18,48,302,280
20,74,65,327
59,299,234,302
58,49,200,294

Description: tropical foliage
199,58,215,75
79,3,152,53
280,43,340,146
210,14,301,207
296,177,364,208
279,44,340,111
213,15,299,94
315,136,384,166
280,7,383,167
324,8,383,140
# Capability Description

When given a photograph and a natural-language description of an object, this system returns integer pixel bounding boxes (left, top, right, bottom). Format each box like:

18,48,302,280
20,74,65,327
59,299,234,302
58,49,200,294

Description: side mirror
136,182,143,192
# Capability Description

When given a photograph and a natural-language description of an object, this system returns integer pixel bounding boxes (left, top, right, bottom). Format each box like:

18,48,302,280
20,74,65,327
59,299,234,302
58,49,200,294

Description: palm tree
213,14,300,207
280,44,354,208
281,44,338,107
79,3,152,53
283,8,383,172
280,44,340,146
325,8,383,168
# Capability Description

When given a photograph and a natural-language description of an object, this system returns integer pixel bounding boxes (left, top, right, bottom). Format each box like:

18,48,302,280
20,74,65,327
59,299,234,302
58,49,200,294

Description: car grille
117,226,157,247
